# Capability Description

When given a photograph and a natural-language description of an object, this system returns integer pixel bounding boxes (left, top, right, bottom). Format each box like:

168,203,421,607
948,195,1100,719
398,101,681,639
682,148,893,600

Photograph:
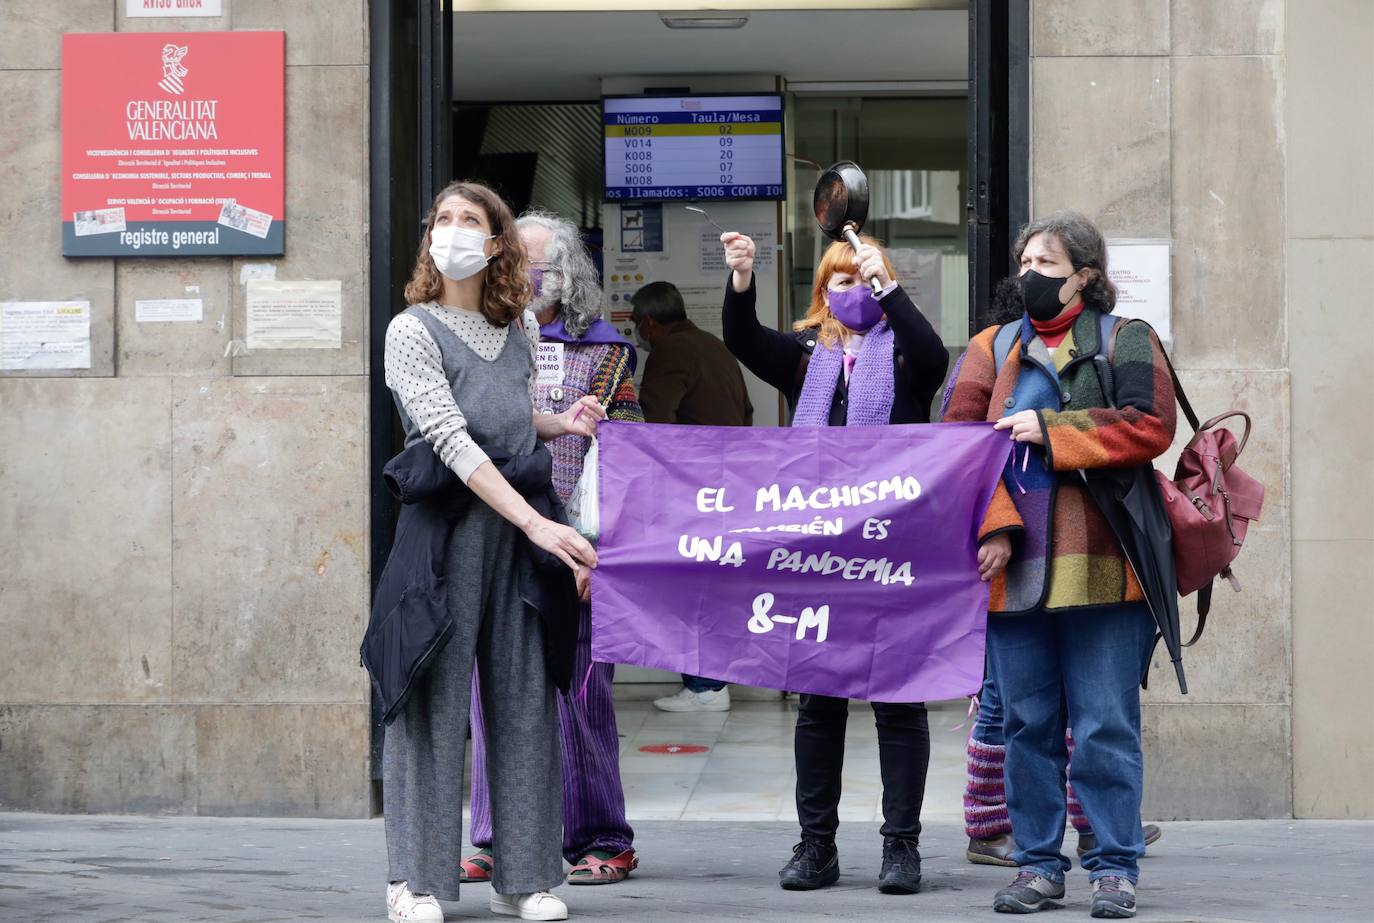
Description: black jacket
721,274,949,424
361,439,579,725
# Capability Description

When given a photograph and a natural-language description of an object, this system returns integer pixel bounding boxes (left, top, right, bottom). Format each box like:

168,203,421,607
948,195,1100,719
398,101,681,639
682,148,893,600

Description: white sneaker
490,890,568,921
387,881,444,922
652,686,731,712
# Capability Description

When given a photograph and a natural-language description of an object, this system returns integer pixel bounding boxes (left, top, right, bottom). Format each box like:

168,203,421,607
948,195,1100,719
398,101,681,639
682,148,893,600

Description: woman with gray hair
944,210,1177,918
462,209,645,889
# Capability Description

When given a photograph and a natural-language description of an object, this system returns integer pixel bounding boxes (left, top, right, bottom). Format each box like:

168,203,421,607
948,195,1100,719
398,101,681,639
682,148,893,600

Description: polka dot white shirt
384,302,539,483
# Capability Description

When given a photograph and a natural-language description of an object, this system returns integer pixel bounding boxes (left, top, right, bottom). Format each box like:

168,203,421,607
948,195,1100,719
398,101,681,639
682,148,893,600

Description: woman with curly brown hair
381,181,600,923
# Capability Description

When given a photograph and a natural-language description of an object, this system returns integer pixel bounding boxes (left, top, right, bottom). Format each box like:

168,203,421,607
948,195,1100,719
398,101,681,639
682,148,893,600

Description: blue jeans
682,674,726,693
971,668,1005,747
985,603,1155,884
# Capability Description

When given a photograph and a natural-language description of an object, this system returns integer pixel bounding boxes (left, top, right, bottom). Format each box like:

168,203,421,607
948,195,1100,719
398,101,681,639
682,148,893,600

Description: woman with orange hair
718,231,948,896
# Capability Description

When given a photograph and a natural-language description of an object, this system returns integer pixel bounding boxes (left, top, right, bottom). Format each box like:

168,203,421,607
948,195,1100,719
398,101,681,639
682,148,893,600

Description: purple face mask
828,284,884,332
529,267,545,297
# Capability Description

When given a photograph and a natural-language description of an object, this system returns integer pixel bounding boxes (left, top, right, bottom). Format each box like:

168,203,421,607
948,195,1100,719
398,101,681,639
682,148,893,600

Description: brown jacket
639,319,753,426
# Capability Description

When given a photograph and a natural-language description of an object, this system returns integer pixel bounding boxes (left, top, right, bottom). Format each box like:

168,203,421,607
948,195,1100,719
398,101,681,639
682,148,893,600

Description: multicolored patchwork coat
943,308,1176,613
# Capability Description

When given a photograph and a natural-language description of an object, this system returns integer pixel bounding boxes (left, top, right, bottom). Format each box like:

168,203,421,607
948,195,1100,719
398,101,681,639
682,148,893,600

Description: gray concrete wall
0,1,373,817
1285,0,1374,820
1032,0,1372,820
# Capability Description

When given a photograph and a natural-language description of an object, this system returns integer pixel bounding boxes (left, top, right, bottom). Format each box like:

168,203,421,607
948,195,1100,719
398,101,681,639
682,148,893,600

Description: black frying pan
813,160,881,294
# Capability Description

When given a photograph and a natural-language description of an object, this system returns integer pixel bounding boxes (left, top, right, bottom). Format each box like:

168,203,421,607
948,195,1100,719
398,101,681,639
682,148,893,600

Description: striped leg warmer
964,736,1011,839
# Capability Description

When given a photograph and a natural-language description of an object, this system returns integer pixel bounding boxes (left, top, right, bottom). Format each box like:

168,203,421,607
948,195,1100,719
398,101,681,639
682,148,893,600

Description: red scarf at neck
1030,301,1085,349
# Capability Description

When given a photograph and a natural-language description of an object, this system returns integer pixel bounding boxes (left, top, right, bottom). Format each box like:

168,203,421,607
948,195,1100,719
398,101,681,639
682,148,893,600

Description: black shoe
878,837,922,894
1077,825,1162,858
1090,875,1137,918
778,839,839,891
993,871,1066,914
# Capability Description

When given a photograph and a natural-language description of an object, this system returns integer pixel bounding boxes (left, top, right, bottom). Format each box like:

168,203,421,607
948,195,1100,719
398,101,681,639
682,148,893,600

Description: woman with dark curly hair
944,210,1176,919
381,181,600,923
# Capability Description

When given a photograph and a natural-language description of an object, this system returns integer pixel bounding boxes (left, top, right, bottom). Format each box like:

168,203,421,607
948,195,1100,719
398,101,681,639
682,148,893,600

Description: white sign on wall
136,298,203,323
0,301,92,370
1107,239,1172,346
126,0,223,17
245,280,342,350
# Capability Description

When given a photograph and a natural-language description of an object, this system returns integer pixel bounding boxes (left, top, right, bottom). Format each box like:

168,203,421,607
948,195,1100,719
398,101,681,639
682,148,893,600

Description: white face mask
429,225,496,281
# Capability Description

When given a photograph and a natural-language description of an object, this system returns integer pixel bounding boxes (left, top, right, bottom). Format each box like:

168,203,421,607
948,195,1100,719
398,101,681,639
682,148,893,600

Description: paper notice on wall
1107,240,1172,345
700,222,775,276
679,284,729,338
136,298,203,323
0,301,92,370
887,247,944,330
245,280,342,350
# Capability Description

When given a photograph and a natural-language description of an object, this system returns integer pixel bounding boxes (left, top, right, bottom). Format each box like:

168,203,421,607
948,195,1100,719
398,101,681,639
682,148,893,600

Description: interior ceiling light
659,13,750,30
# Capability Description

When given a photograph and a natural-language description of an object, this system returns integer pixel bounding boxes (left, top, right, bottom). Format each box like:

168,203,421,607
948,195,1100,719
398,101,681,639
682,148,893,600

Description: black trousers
794,694,930,843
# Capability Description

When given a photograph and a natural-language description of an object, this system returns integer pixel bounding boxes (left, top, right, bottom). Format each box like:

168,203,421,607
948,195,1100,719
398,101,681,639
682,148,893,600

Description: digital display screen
602,94,785,202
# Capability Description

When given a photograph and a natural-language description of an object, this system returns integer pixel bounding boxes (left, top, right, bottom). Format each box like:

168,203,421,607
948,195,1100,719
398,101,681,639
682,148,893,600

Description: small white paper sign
536,341,565,385
1107,240,1172,345
245,280,342,350
0,301,92,370
136,298,203,323
699,223,776,275
126,0,223,18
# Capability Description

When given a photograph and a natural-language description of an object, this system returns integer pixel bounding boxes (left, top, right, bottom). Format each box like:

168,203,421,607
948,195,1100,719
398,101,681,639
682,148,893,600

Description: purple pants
469,604,634,863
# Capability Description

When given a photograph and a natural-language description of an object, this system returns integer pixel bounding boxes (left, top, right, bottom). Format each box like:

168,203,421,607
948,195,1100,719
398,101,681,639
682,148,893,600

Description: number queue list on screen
603,95,785,202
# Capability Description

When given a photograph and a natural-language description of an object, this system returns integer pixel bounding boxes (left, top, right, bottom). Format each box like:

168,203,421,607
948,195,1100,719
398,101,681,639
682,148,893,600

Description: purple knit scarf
792,321,896,427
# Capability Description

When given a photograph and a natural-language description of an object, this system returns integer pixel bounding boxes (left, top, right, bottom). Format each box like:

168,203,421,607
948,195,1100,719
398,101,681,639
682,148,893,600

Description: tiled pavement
2,699,1371,922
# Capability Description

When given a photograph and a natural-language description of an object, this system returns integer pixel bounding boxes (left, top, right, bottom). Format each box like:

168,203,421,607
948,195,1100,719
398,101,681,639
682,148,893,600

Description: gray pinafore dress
383,305,563,901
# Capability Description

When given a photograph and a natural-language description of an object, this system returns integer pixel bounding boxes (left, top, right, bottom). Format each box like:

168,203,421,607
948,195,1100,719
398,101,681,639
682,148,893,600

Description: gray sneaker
1090,876,1137,918
993,871,1066,913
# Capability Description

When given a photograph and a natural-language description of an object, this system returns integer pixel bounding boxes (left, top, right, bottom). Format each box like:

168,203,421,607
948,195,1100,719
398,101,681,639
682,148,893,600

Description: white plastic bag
568,438,600,543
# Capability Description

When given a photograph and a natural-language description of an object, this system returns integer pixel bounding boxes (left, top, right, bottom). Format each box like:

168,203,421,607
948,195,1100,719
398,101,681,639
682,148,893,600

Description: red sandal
459,848,493,883
566,848,638,885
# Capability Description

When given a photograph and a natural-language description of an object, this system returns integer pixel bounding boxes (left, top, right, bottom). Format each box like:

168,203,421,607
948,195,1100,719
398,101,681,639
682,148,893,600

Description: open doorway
366,0,1027,784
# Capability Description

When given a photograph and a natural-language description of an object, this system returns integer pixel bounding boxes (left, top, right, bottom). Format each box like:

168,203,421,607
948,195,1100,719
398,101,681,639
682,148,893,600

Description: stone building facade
0,1,1368,820
0,0,373,817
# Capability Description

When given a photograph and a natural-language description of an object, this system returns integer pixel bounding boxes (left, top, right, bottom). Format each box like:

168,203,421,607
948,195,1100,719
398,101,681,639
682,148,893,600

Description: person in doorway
461,209,643,889
718,230,948,895
631,280,752,714
381,181,603,923
943,210,1176,918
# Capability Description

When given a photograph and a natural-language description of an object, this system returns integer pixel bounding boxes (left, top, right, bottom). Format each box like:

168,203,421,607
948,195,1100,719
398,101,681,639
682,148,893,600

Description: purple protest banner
591,421,1012,703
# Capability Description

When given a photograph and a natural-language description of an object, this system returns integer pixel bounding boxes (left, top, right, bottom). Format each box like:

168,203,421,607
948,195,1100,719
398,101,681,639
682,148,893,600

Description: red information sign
61,31,284,257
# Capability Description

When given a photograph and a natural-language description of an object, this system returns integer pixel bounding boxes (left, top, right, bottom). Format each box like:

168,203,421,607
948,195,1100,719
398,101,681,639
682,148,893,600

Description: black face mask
1019,268,1073,321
